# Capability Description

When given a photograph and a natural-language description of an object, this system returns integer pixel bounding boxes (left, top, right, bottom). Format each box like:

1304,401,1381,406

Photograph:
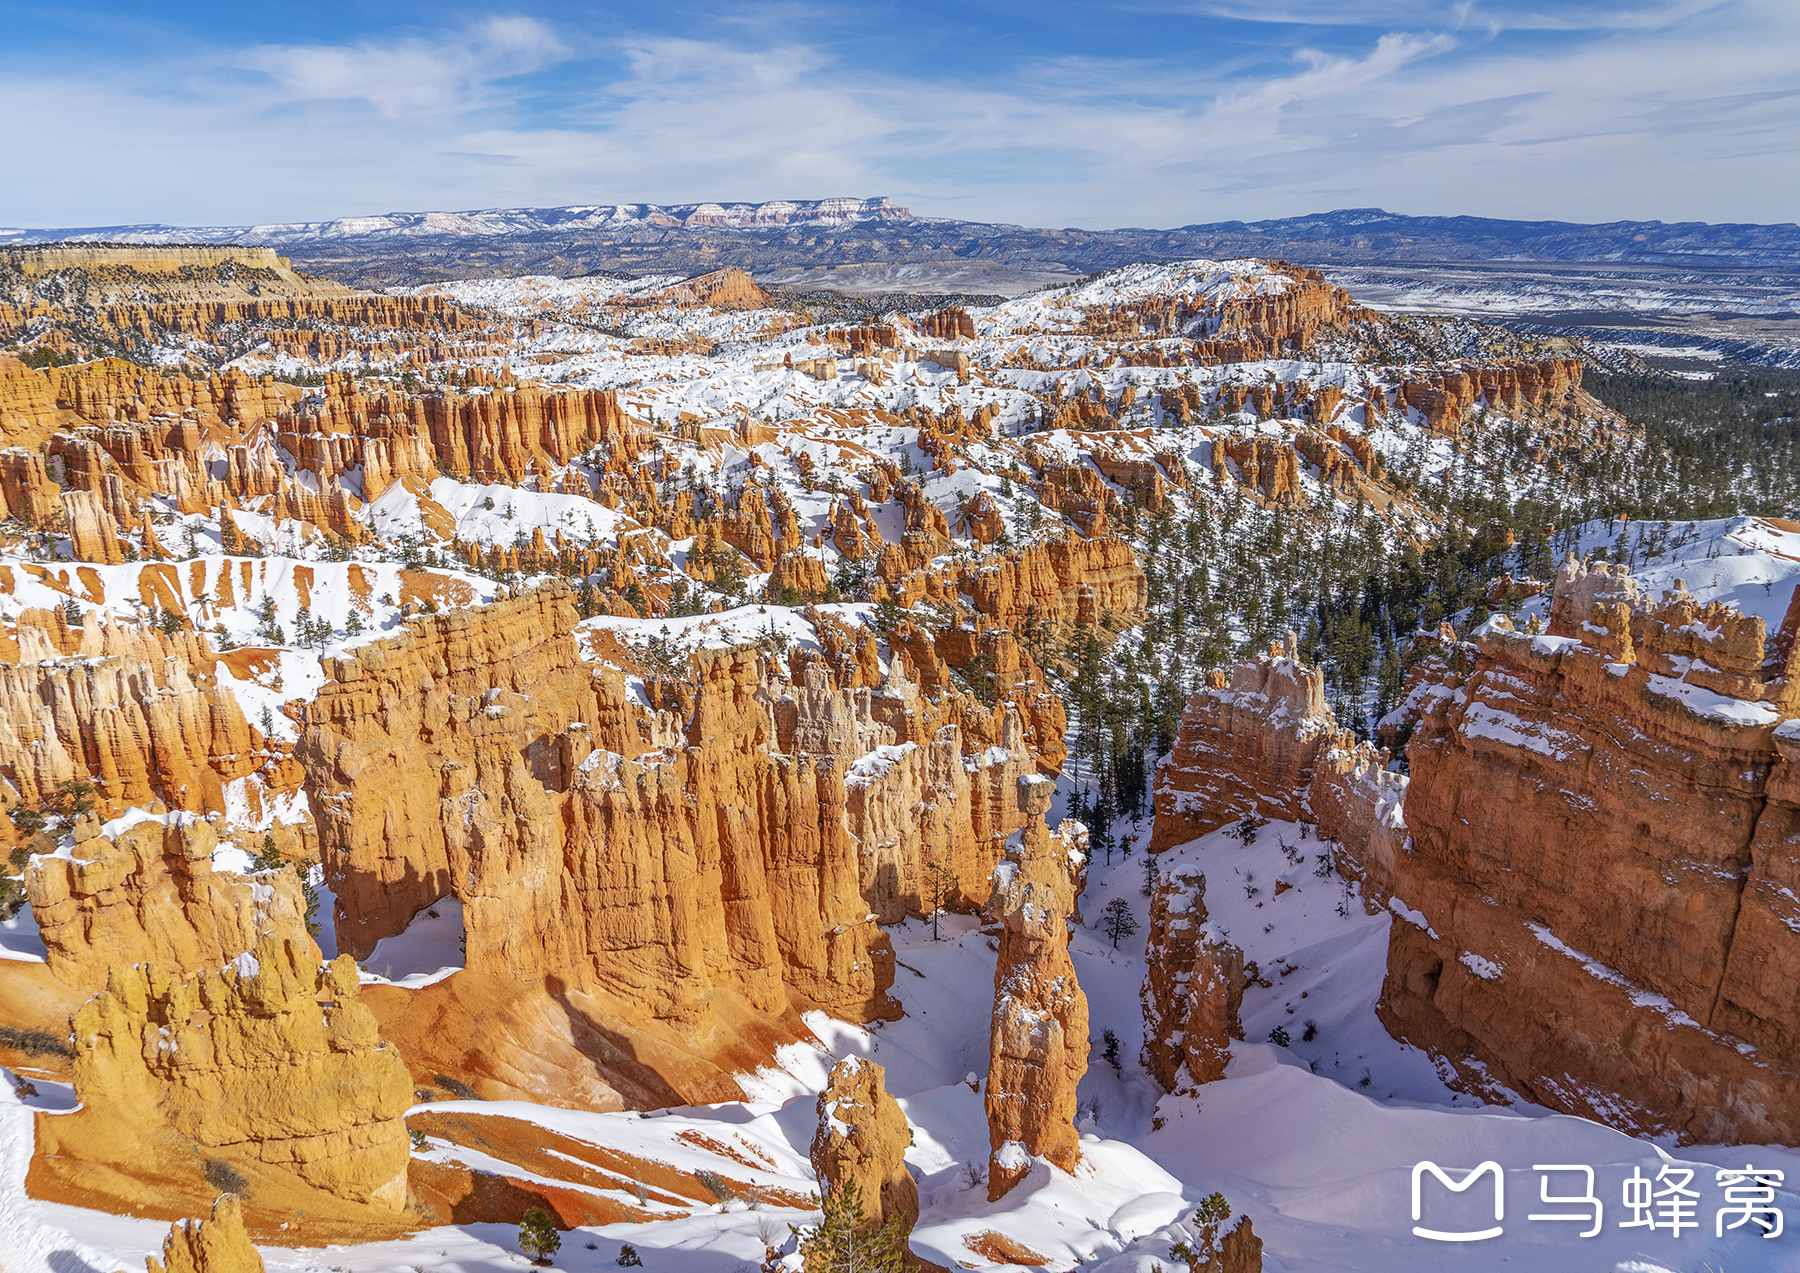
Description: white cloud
240,16,567,118
0,3,1794,230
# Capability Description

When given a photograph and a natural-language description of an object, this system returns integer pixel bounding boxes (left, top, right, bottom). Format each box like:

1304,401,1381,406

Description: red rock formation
0,355,63,445
61,489,127,562
985,775,1089,1199
1334,576,1800,1142
810,1057,918,1235
0,613,287,817
0,447,64,524
958,535,1146,630
915,307,976,341
1139,863,1244,1089
1220,437,1300,503
145,1194,265,1273
765,551,831,601
1398,358,1582,431
298,584,896,1040
1150,635,1333,851
628,269,773,311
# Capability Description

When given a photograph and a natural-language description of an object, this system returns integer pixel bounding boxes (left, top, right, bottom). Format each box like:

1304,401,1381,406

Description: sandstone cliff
0,611,289,820
1321,564,1800,1143
25,814,313,991
44,935,412,1210
1150,633,1333,851
984,775,1089,1199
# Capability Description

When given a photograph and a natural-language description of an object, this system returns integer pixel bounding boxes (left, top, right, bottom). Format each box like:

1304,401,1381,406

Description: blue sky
0,1,1794,229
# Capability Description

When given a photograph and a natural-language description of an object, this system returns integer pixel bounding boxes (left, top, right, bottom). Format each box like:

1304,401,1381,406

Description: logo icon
1412,1161,1505,1241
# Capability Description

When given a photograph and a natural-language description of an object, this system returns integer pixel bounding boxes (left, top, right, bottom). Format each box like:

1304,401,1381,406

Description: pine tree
1101,897,1138,949
797,1178,906,1273
519,1206,562,1265
921,858,957,940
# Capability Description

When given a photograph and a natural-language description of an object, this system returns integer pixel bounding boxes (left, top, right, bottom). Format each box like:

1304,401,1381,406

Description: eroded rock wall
810,1057,918,1236
145,1194,265,1273
1334,570,1800,1142
1150,635,1334,851
1139,863,1244,1090
25,815,313,991
0,611,294,818
57,935,412,1209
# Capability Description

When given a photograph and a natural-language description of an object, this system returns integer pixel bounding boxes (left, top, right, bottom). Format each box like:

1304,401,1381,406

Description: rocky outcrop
57,935,412,1208
25,815,313,991
1139,864,1244,1090
958,535,1147,629
145,1194,265,1273
1398,358,1582,431
1332,567,1800,1143
1150,635,1334,851
298,584,896,1040
1201,1218,1264,1273
985,775,1089,1199
61,489,127,562
0,613,283,818
810,1057,918,1235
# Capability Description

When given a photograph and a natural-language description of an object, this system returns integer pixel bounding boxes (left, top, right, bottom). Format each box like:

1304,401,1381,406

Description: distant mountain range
0,198,916,248
5,200,1798,294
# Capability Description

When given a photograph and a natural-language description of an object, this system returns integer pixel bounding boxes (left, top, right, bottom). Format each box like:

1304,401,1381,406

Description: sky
0,1,1795,231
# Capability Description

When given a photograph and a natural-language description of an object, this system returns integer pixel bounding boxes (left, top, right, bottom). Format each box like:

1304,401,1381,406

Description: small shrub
693,1168,733,1201
1267,1026,1291,1048
409,1128,428,1151
432,1074,479,1100
1302,1018,1318,1043
617,1243,643,1266
203,1158,248,1194
0,1025,73,1058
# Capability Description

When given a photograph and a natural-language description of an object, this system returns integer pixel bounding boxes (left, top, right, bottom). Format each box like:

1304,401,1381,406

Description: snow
0,904,47,963
357,897,466,988
1643,673,1782,727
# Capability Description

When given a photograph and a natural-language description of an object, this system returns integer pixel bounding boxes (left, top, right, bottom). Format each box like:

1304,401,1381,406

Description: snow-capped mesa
1,239,1797,1273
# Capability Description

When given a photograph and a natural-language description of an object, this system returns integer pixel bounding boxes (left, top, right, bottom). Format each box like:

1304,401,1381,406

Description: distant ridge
0,198,916,248
5,202,1795,294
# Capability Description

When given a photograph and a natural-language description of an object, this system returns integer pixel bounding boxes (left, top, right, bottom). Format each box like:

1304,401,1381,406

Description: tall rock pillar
984,775,1089,1200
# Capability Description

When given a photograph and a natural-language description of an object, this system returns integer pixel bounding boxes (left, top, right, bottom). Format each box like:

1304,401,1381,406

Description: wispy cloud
238,16,568,118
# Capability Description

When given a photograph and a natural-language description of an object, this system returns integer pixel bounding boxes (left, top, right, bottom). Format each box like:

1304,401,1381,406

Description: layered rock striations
1139,863,1244,1090
1149,633,1334,851
25,814,313,991
984,775,1089,1200
43,935,412,1209
1339,564,1800,1142
298,584,1060,1069
0,611,295,819
809,1057,918,1236
1151,568,1800,1141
